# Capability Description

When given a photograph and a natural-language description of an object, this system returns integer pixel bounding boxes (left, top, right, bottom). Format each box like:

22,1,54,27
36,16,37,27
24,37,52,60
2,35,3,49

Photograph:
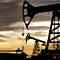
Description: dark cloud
30,31,48,37
32,12,52,22
17,36,21,39
0,39,6,42
0,34,9,38
29,26,49,30
0,26,22,31
0,1,23,23
0,1,23,31
0,0,59,31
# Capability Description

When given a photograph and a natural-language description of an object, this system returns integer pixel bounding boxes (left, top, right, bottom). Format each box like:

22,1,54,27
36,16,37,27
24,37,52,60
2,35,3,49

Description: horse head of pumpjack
23,1,35,30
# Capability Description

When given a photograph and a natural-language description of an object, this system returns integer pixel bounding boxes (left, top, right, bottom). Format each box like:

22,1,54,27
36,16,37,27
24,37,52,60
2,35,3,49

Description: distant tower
32,41,40,56
46,10,60,50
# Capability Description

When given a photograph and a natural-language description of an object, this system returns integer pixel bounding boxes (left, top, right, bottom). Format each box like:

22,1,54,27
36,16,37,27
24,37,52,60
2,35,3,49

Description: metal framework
23,0,60,50
46,11,60,50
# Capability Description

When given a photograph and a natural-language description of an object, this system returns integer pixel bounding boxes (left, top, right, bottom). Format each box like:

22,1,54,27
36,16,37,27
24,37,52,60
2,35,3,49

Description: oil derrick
46,10,60,50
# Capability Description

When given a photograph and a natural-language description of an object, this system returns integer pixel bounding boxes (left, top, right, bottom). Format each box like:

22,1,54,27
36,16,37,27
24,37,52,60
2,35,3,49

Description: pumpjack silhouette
32,41,40,56
26,33,45,56
23,0,60,59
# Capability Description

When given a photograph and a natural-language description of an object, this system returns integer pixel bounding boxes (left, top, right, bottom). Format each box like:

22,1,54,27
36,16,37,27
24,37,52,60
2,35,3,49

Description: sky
0,0,60,55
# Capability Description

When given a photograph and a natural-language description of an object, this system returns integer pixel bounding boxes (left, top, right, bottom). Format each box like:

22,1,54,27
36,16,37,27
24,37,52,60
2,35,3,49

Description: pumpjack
26,33,46,55
23,0,60,59
23,0,60,49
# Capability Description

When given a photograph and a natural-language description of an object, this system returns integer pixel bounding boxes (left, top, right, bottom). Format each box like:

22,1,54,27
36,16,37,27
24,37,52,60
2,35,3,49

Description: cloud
0,34,9,38
30,31,48,37
0,39,6,42
0,26,22,31
27,0,60,7
17,36,21,39
0,1,23,31
0,0,23,3
29,26,49,30
0,0,59,31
